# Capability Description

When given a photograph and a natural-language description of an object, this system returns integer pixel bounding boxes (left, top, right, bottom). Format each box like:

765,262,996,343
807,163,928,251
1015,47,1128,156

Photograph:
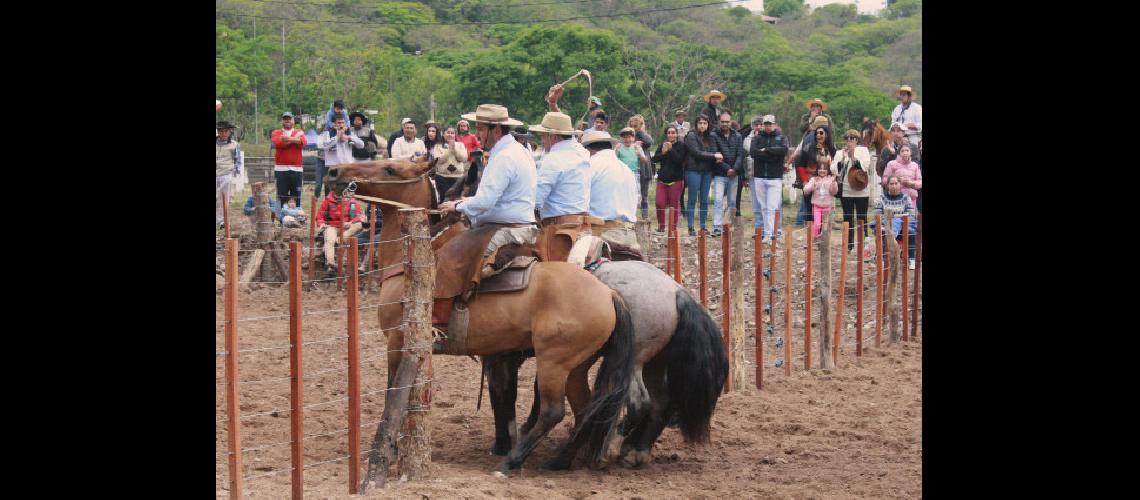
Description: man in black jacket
700,89,727,123
710,112,743,236
749,115,789,242
349,111,381,161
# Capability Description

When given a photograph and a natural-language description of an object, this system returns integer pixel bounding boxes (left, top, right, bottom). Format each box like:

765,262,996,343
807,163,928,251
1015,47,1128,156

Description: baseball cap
281,111,294,119
762,114,776,124
401,117,415,126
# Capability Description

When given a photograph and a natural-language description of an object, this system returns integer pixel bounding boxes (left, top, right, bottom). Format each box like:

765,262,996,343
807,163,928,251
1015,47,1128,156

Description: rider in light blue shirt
534,134,591,219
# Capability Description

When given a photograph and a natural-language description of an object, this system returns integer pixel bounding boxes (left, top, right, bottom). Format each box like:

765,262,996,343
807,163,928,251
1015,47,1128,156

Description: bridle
338,173,443,214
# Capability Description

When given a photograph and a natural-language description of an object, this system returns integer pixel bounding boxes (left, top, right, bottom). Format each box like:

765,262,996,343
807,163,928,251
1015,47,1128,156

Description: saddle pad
477,256,537,294
608,242,645,262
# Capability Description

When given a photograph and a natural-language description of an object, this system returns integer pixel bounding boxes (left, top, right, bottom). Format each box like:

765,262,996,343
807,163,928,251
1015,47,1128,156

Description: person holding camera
317,115,364,189
431,126,469,202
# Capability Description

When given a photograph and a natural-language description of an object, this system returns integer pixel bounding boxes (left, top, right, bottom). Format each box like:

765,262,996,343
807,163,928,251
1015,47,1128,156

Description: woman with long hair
652,125,688,233
422,122,441,161
794,123,837,228
431,126,469,202
683,114,723,236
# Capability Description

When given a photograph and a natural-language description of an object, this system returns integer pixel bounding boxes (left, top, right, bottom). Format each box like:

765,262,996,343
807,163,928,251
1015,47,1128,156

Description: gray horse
484,260,728,469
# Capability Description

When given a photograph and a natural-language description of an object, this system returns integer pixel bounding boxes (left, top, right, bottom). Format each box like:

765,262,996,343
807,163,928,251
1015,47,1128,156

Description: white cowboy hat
580,129,619,146
461,104,524,127
703,89,727,102
528,111,581,136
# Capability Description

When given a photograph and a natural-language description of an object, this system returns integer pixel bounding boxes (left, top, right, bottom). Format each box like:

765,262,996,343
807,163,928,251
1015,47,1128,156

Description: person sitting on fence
802,163,838,240
872,175,917,270
316,191,364,277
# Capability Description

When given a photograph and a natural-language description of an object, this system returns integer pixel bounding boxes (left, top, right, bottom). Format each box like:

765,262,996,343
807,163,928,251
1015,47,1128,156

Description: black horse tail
666,288,729,443
573,290,636,465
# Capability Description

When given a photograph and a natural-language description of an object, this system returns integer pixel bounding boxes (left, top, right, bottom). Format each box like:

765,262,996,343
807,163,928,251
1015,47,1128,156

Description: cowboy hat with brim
461,104,524,127
528,111,581,136
703,90,727,102
348,111,368,123
805,98,829,111
897,85,914,95
580,130,619,147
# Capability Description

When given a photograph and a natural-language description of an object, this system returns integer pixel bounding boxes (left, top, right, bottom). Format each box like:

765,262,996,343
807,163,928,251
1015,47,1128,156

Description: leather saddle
431,256,539,354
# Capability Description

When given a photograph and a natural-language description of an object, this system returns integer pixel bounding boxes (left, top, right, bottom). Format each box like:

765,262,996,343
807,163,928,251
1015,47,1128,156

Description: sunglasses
816,131,826,135
845,136,858,140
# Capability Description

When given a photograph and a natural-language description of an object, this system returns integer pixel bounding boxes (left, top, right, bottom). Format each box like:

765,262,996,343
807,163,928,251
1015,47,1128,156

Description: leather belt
540,213,591,227
600,220,634,230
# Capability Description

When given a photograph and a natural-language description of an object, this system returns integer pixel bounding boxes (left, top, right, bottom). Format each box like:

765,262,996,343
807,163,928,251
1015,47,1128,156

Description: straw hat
703,89,727,102
811,116,830,129
897,85,914,95
528,111,581,136
580,130,619,147
461,104,524,127
805,98,828,111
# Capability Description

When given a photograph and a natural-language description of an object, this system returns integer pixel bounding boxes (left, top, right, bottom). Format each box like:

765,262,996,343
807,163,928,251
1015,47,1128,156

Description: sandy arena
216,222,922,498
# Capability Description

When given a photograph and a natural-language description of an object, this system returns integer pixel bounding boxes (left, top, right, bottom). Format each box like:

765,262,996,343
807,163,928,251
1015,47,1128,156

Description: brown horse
864,118,890,153
326,159,636,472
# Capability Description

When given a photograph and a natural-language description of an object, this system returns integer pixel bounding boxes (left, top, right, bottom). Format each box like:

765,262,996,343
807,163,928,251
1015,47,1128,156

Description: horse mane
866,120,890,152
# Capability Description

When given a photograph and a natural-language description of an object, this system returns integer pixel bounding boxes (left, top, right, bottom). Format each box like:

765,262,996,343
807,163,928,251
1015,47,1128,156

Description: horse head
325,156,434,208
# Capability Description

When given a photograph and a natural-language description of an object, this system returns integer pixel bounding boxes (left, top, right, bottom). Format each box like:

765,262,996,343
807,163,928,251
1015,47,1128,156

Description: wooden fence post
224,239,242,500
346,238,361,494
699,229,708,307
804,225,813,371
337,203,347,291
288,241,304,500
884,211,901,343
673,218,682,284
664,207,673,277
755,225,763,390
819,218,832,370
223,191,231,240
398,208,433,479
875,214,883,349
834,221,848,367
722,212,733,393
856,219,864,357
308,196,318,290
768,209,779,336
783,227,792,377
901,214,909,342
913,213,922,339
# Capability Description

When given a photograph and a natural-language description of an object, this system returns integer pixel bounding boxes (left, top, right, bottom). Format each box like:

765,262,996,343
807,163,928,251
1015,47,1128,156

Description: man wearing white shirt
581,130,641,257
439,104,539,279
890,85,922,144
390,119,427,161
529,110,592,262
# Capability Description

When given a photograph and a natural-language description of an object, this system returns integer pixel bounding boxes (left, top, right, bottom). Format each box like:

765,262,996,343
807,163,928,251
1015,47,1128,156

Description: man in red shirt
456,119,482,155
271,112,307,206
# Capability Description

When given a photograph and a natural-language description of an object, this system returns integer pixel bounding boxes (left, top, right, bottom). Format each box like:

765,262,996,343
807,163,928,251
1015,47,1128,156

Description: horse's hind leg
621,355,669,468
484,352,525,456
540,355,598,471
497,361,569,473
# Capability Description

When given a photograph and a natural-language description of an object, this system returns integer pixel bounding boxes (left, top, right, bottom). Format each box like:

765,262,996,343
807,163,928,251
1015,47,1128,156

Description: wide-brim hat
529,111,581,136
703,89,727,102
461,104,524,127
580,130,619,147
805,98,828,111
216,120,235,130
348,111,368,123
897,85,914,95
848,168,869,191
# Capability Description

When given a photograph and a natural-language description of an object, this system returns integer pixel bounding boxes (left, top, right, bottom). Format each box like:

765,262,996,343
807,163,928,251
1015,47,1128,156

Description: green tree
764,0,805,18
886,0,922,19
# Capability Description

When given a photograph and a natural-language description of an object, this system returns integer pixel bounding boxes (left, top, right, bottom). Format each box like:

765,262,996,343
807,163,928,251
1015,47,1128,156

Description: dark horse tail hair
666,288,729,443
571,290,637,464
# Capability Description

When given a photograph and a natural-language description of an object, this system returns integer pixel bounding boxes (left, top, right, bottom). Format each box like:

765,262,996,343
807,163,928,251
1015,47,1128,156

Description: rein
340,173,443,214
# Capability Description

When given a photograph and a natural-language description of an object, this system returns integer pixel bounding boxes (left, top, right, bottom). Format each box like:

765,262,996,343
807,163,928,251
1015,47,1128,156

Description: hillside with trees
215,0,921,145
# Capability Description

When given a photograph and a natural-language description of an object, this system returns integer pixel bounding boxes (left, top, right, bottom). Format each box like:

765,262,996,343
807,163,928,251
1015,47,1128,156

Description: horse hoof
541,457,572,471
496,460,520,474
620,450,650,468
488,442,511,456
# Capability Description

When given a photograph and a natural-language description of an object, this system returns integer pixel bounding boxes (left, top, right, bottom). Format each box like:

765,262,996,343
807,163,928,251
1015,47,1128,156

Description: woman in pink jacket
881,144,922,206
803,164,838,239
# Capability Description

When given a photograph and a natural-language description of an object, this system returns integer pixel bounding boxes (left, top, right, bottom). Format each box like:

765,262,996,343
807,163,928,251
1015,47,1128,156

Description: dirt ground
216,217,922,499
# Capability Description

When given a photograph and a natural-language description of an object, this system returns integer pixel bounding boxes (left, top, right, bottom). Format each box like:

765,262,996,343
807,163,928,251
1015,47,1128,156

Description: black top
652,140,688,184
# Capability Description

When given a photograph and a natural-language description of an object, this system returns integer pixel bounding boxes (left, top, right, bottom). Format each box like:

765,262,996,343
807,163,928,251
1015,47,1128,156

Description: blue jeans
712,175,738,228
685,170,712,231
314,157,327,199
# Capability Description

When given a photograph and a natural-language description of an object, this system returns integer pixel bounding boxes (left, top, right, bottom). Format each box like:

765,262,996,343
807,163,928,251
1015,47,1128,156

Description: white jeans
216,175,233,225
712,175,738,228
751,177,783,238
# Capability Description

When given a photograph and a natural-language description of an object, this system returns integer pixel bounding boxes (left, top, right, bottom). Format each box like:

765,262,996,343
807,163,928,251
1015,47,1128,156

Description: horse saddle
431,256,539,355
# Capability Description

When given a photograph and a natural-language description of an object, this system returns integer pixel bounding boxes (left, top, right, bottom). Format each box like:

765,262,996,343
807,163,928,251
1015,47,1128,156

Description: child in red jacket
316,192,363,276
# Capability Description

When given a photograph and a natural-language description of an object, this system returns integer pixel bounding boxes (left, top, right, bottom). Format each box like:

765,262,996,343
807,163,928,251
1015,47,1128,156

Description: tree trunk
730,214,747,389
239,249,265,289
361,355,418,493
818,213,833,370
397,209,434,479
884,210,902,343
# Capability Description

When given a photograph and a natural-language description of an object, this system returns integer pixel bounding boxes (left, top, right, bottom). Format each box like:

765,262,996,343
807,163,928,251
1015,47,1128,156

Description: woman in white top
831,129,873,255
431,126,468,202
